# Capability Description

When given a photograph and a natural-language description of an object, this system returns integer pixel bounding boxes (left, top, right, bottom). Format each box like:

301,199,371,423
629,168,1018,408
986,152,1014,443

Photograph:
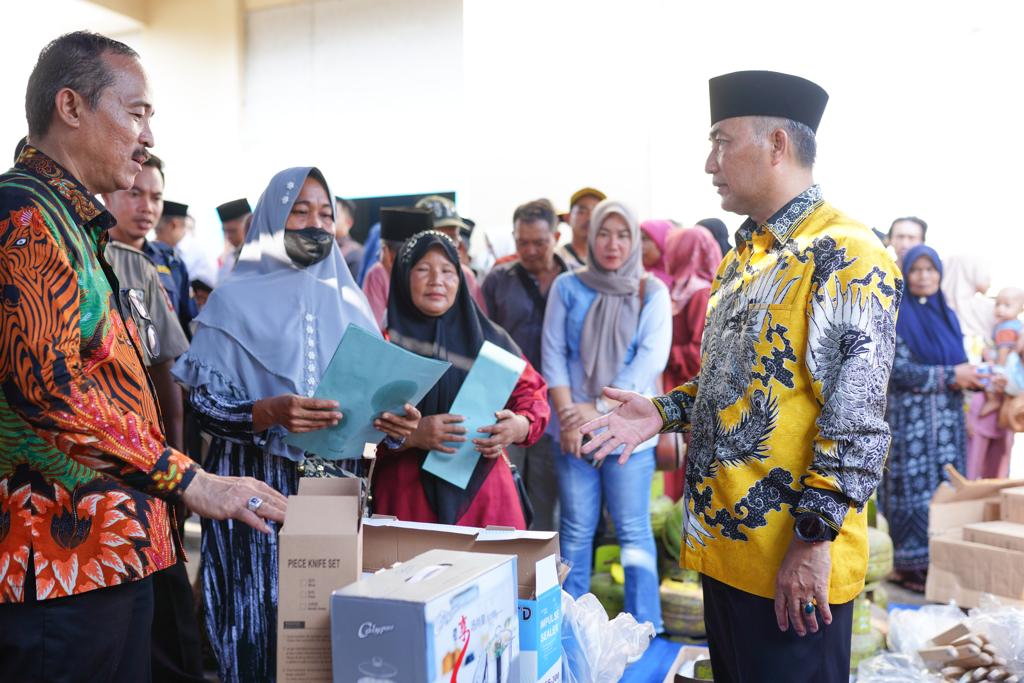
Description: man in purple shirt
482,199,567,530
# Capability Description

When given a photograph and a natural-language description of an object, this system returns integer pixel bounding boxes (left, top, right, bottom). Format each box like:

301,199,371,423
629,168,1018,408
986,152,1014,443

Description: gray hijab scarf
173,167,378,461
576,199,645,397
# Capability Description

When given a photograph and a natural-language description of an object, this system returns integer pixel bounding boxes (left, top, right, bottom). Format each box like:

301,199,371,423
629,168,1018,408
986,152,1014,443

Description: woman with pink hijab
661,225,722,500
639,219,675,286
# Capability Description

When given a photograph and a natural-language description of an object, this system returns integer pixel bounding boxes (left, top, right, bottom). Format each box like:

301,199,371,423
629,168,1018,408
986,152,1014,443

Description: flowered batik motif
877,339,966,572
652,186,902,604
0,145,197,602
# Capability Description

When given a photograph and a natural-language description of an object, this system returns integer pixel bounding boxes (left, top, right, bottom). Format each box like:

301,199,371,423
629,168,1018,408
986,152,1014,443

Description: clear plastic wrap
966,594,1024,675
560,591,655,683
856,653,943,682
887,603,966,656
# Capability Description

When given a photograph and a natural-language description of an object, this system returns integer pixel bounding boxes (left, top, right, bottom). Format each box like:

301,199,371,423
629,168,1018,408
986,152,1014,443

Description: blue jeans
555,446,663,632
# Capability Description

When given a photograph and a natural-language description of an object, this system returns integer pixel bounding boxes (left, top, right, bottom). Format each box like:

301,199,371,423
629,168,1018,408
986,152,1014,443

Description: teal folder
422,341,527,489
285,324,450,459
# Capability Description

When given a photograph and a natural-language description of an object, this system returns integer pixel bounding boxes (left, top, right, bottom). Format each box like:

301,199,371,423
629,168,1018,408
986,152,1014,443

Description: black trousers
150,559,206,682
150,505,206,683
701,574,854,683
0,570,153,683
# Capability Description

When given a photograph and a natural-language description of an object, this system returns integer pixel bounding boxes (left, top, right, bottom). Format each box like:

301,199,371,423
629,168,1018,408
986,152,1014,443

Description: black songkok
216,198,251,223
162,200,188,218
380,207,434,242
709,70,828,133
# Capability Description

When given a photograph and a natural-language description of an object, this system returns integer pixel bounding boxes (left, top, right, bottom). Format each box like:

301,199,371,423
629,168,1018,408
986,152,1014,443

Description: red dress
372,360,549,529
662,287,710,500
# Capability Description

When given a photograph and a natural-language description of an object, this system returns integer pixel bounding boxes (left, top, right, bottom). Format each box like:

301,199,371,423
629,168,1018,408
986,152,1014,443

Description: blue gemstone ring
803,601,815,615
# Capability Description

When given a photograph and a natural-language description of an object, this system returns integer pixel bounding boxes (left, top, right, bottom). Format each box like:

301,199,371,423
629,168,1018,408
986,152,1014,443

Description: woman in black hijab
373,231,550,528
696,217,731,259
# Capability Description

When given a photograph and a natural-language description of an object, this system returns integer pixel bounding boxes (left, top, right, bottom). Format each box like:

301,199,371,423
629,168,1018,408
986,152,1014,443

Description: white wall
0,1,141,160
2,1,1021,285
461,0,1023,286
242,0,463,205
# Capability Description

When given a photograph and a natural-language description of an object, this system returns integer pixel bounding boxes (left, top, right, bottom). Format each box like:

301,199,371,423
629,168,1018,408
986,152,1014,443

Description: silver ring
246,496,264,512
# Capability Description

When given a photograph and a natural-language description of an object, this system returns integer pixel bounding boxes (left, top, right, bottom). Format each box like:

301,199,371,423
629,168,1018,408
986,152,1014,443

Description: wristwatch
794,513,836,543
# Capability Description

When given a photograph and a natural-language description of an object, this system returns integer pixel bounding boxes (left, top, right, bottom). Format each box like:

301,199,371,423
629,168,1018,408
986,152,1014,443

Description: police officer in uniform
150,199,199,336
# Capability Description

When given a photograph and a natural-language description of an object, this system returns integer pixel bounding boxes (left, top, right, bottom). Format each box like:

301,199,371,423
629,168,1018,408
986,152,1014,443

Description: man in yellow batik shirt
580,71,902,682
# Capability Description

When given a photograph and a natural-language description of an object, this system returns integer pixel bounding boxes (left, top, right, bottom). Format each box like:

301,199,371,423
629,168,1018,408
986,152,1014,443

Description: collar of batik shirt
14,144,115,232
734,184,824,252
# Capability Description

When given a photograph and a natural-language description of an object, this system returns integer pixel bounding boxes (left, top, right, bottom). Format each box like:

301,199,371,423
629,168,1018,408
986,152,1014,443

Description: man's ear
770,127,789,165
53,87,87,131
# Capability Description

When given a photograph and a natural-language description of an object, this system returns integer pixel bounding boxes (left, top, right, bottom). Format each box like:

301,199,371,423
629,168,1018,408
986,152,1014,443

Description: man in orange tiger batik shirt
0,31,287,682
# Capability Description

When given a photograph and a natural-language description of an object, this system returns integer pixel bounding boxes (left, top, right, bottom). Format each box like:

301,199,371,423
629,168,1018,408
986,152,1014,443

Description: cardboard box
277,478,364,682
363,518,563,682
963,520,1024,553
516,554,562,683
927,528,1024,608
331,549,519,683
1002,487,1024,524
928,468,1024,538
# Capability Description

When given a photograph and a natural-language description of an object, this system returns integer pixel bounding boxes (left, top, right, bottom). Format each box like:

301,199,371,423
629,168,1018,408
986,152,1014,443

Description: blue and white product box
514,554,562,683
331,549,519,683
362,519,563,683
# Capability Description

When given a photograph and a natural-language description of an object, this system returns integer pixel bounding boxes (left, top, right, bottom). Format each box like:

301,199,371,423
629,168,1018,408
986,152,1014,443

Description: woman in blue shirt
542,199,670,630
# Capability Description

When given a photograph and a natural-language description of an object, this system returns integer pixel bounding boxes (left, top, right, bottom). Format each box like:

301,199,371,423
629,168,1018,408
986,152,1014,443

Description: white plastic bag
856,653,943,682
887,603,966,657
966,594,1024,675
560,591,655,683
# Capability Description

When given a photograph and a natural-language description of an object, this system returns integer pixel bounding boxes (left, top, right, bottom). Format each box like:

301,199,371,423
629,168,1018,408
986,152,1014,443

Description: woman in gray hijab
174,167,419,682
540,199,671,632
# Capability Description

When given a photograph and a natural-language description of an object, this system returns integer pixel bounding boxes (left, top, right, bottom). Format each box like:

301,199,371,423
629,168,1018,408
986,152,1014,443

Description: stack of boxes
927,476,1024,608
274,476,566,683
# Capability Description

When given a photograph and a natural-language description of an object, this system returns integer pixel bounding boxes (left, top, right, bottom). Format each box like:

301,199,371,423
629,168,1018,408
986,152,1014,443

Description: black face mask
284,227,334,267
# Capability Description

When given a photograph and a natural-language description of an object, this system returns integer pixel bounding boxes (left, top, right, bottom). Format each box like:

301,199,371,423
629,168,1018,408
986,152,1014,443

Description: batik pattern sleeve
888,339,955,393
189,384,256,442
801,234,902,530
0,206,196,498
651,381,698,433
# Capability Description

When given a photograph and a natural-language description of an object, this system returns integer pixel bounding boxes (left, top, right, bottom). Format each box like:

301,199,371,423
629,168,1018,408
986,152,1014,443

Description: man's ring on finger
246,496,264,512
802,600,816,615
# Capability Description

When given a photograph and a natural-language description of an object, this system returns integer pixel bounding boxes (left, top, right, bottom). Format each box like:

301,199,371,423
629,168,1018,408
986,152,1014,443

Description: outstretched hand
579,388,664,465
180,470,288,534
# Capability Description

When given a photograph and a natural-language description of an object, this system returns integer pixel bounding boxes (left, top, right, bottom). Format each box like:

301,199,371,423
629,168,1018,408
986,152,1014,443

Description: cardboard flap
473,528,559,595
361,518,560,597
337,549,515,603
362,519,477,571
931,467,1024,503
535,554,558,594
297,477,361,497
281,495,359,536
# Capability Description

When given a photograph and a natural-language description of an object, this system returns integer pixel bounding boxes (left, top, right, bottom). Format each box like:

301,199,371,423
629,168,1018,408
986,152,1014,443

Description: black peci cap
216,198,251,222
380,207,434,242
709,70,829,133
162,200,188,218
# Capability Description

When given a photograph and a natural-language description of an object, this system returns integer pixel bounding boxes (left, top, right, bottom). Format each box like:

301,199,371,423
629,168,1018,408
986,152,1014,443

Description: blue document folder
285,324,450,459
422,341,527,489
